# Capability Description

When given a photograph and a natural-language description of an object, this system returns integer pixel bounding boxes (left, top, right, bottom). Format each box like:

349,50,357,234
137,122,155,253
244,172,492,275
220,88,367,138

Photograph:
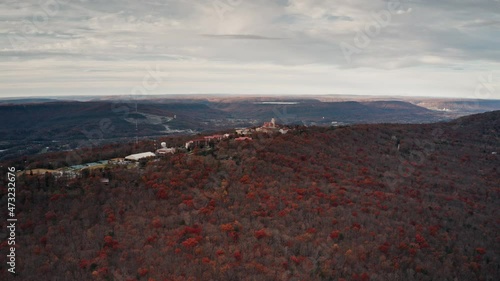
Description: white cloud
0,0,499,98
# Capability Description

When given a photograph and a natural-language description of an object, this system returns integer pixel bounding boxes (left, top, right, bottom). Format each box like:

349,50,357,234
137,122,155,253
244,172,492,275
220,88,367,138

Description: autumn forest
1,111,499,281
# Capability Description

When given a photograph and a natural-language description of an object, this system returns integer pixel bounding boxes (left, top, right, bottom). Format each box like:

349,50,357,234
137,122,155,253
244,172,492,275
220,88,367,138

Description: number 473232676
7,167,16,217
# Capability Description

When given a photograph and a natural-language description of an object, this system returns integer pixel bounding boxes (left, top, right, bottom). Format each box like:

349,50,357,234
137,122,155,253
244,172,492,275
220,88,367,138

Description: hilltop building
156,147,176,155
108,158,128,165
264,118,277,128
185,138,208,150
236,119,289,135
185,134,230,150
125,152,156,161
16,169,60,177
156,142,176,155
236,128,253,135
256,118,278,133
256,118,289,134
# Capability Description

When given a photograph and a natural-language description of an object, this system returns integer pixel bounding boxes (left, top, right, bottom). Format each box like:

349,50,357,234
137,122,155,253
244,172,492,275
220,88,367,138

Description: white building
156,147,176,155
125,152,156,161
156,142,176,155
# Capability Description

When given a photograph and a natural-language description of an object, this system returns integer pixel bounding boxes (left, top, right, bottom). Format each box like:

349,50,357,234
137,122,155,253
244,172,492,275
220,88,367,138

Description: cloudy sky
1,0,499,98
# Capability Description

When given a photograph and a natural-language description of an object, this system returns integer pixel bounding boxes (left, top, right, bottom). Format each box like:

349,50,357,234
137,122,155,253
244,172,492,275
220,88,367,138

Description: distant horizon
1,93,500,102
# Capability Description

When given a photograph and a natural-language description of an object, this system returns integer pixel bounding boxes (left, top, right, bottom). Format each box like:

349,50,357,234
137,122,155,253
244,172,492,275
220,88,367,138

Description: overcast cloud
0,0,499,98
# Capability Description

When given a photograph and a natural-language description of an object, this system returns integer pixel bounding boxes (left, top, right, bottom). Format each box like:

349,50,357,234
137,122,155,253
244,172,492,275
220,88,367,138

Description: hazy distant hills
212,100,438,124
0,101,230,141
0,99,438,141
0,98,61,104
0,97,499,161
412,99,500,114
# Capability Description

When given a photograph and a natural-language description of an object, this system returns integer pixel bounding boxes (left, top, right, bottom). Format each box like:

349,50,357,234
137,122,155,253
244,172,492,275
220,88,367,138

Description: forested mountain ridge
0,111,498,280
2,98,498,162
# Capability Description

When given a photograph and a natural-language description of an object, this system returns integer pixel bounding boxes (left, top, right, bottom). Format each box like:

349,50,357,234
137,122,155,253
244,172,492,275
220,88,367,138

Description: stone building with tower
156,142,176,155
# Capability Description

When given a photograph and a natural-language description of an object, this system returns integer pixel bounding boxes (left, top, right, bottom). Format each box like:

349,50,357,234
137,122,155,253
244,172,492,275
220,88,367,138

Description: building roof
110,158,126,161
68,161,107,170
125,152,156,161
156,148,176,154
236,128,253,135
16,169,59,176
69,164,87,170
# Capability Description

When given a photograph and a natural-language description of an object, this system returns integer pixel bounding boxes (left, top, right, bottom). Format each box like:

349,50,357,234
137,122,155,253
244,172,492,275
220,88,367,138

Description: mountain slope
213,100,441,124
0,101,231,141
2,111,498,280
